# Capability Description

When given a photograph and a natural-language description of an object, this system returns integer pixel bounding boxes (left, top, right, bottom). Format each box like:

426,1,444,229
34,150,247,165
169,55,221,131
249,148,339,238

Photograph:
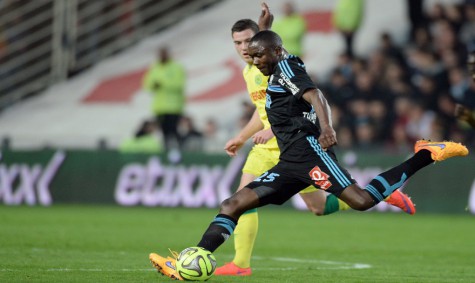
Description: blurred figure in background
379,32,406,67
455,49,475,128
239,101,256,129
119,119,163,154
332,0,364,58
322,68,355,108
177,116,203,151
272,1,306,57
406,0,426,42
202,118,228,153
405,100,436,141
143,46,186,151
460,4,475,47
411,26,433,51
449,66,475,109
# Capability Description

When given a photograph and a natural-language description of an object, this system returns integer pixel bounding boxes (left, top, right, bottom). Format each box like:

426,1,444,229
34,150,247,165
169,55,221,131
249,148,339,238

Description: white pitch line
252,256,372,270
47,268,154,272
0,255,371,272
0,268,155,272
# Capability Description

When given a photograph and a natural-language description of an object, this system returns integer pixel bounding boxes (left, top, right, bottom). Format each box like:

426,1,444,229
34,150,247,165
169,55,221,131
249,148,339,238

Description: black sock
406,149,434,170
197,214,237,252
364,150,433,202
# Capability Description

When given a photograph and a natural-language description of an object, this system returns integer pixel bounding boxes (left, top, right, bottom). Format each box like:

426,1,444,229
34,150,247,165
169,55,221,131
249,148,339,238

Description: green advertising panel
1,149,474,214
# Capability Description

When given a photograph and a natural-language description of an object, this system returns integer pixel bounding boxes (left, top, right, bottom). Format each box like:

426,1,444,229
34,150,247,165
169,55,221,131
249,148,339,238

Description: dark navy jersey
265,55,321,161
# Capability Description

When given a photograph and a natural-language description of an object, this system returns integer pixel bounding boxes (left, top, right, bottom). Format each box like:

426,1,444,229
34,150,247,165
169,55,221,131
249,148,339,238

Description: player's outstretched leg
321,189,416,215
342,140,468,211
383,140,468,213
149,251,183,280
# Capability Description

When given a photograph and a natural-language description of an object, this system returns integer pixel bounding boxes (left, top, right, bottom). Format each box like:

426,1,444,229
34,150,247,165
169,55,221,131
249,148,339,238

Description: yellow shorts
242,146,317,194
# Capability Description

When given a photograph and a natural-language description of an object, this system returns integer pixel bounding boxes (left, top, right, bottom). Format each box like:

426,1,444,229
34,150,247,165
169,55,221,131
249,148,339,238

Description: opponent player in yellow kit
214,3,416,276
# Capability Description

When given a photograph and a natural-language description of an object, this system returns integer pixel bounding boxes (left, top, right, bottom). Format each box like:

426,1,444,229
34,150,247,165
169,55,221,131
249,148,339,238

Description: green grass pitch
1,205,474,283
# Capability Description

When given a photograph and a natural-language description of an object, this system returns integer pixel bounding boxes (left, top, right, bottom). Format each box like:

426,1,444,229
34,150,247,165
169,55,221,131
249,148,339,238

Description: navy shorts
246,136,356,206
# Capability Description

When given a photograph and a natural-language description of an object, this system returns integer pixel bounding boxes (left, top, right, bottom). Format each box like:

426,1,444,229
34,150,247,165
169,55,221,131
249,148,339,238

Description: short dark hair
250,30,282,49
231,19,259,35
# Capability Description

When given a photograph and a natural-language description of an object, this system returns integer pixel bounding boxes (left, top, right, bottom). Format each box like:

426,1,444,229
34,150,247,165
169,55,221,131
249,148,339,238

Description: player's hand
318,126,337,150
258,2,273,31
224,137,245,157
252,128,274,144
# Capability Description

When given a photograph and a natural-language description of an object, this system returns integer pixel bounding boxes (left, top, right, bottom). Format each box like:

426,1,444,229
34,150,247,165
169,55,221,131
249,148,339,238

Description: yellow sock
232,209,258,268
338,199,350,211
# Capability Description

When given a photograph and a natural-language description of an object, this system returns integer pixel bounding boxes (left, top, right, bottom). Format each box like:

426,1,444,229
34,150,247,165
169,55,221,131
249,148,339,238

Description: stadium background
0,0,474,213
1,1,475,282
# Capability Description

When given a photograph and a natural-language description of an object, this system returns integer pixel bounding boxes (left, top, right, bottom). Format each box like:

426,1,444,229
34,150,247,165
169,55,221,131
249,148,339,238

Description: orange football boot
149,251,183,281
414,140,468,161
385,190,416,215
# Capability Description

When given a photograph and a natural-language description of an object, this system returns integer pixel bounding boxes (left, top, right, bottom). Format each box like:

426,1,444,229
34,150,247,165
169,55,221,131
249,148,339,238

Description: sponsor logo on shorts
309,166,332,190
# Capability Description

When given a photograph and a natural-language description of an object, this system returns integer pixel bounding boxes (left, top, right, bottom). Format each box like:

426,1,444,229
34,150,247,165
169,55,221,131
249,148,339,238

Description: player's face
232,29,256,64
468,52,475,81
248,43,277,76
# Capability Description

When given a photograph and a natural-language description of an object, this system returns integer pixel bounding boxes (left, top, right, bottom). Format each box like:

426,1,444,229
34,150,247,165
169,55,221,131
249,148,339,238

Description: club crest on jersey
255,74,263,86
309,166,332,190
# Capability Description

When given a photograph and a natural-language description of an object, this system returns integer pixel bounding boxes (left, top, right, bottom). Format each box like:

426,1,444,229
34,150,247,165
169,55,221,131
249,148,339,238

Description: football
176,247,217,281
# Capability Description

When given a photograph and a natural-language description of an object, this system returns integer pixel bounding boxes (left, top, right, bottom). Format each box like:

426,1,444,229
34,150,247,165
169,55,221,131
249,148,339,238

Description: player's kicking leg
301,184,416,215
340,140,468,211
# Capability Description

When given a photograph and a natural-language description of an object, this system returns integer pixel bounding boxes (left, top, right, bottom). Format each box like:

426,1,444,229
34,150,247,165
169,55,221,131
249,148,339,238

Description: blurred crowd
133,0,475,155
121,101,254,154
319,0,475,152
2,1,474,154
174,1,475,155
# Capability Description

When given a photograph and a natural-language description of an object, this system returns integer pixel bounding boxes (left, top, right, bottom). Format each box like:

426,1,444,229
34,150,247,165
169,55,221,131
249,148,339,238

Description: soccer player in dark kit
149,30,468,281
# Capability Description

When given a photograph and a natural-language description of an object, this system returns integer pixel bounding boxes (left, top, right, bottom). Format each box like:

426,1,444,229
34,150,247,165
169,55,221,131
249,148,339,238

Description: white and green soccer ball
176,247,217,281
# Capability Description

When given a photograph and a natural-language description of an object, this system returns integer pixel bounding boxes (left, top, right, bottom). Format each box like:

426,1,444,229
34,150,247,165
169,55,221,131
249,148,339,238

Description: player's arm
252,128,274,144
238,109,265,141
143,66,157,92
257,3,291,56
258,2,273,31
302,88,337,149
224,109,264,156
